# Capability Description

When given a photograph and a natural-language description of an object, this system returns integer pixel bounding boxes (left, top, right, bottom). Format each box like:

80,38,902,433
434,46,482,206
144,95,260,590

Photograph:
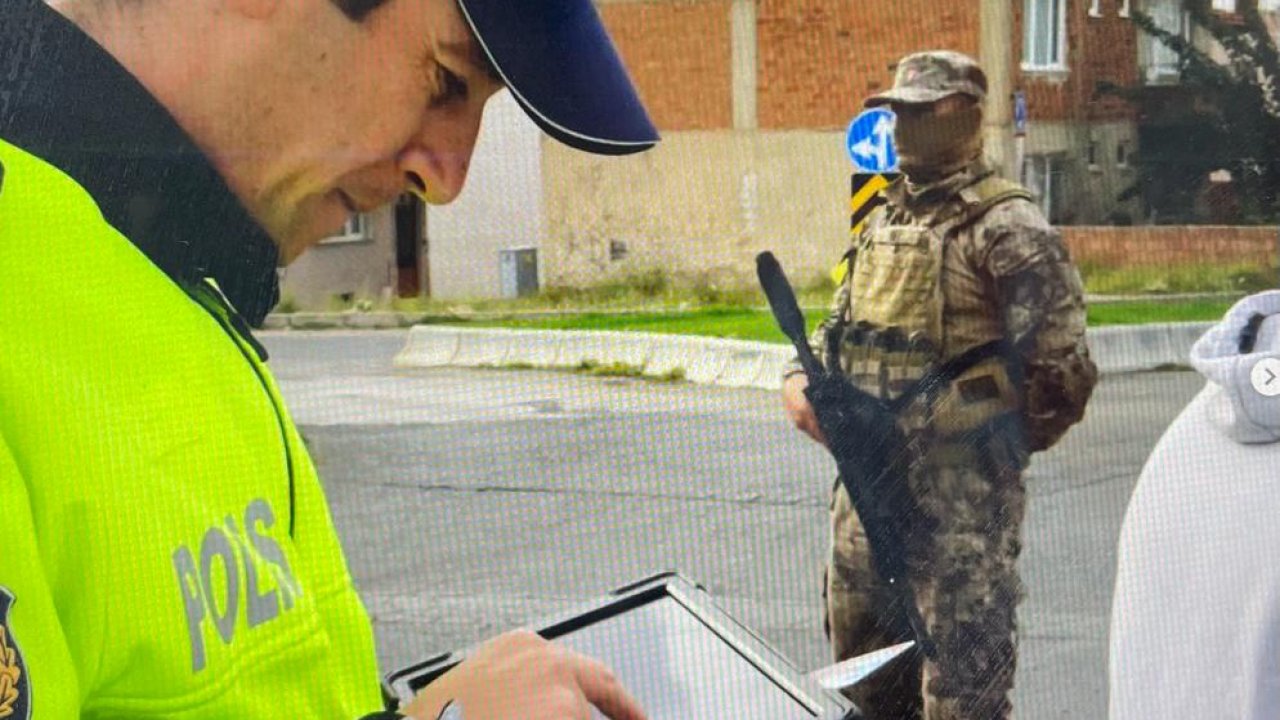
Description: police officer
783,51,1098,719
0,0,655,718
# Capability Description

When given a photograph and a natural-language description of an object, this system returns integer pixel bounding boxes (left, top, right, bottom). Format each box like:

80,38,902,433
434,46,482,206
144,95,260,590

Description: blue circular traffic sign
845,108,898,173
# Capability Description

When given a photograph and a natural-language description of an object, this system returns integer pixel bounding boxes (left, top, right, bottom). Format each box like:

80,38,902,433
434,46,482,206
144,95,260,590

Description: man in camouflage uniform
782,51,1098,719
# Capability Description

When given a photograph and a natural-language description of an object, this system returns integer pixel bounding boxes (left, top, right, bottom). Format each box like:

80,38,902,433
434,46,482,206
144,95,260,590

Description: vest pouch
928,358,1021,438
851,226,937,333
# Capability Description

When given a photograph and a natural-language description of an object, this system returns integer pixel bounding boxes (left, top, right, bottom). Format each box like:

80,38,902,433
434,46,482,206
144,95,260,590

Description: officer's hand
399,629,647,720
782,373,827,446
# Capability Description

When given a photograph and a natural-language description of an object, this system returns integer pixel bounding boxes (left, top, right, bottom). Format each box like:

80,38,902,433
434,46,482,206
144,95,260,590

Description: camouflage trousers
824,440,1027,720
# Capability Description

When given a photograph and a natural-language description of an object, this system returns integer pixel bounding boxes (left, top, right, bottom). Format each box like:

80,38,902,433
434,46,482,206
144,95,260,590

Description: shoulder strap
956,175,1034,226
933,174,1034,236
888,339,1011,413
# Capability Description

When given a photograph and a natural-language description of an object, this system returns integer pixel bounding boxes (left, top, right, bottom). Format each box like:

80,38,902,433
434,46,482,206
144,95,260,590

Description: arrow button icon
1250,358,1280,397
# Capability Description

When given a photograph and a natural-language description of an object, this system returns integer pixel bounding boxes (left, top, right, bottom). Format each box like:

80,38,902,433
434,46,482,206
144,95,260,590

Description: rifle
757,251,938,661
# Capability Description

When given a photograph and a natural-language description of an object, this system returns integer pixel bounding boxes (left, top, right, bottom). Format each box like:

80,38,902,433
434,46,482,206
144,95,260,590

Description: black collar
0,0,280,326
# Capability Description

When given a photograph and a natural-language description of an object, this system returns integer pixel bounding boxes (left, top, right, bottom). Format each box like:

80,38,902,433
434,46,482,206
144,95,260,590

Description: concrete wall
540,125,1159,292
541,125,1275,288
1021,119,1141,225
428,91,543,300
279,211,394,309
542,130,853,290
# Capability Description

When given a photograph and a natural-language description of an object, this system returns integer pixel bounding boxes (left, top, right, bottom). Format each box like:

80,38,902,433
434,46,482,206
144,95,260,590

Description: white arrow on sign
851,116,895,170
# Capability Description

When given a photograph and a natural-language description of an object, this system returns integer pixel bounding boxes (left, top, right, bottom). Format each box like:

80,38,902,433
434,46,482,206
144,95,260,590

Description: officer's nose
397,95,491,205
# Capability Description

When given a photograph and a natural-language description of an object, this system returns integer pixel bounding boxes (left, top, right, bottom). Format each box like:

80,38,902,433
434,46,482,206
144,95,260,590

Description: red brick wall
1062,226,1276,267
1013,0,1137,123
597,0,1138,130
757,0,980,129
1080,1,1138,121
599,1,734,130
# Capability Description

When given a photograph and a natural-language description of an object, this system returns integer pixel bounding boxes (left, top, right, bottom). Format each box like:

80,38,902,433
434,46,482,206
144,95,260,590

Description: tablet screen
553,596,820,720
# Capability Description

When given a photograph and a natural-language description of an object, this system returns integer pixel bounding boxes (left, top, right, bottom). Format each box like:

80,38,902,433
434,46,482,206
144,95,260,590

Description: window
320,213,369,244
1116,140,1131,167
1024,154,1069,224
1087,140,1101,171
1212,0,1237,11
1090,0,1103,18
1120,0,1131,17
1142,0,1190,84
1023,0,1068,71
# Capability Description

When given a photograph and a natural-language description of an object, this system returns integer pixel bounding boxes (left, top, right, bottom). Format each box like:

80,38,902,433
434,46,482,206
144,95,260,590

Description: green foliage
1112,1,1280,223
1087,299,1236,325
455,297,1239,339
574,359,646,377
1078,260,1279,294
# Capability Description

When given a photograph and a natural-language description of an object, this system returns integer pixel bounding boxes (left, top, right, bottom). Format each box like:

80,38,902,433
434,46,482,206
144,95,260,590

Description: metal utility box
499,247,539,298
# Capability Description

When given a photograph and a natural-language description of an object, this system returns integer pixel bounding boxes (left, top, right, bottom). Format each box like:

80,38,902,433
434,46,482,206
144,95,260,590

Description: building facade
281,0,1277,307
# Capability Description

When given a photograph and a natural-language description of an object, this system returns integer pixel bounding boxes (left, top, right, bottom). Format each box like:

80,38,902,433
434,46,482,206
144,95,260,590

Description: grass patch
574,359,645,378
434,298,1237,342
432,306,825,344
374,268,838,318
1086,299,1236,325
483,359,685,382
1080,261,1277,295
572,360,684,382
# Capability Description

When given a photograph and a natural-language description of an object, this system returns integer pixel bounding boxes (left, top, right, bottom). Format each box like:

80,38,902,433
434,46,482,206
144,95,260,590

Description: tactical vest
834,172,1033,438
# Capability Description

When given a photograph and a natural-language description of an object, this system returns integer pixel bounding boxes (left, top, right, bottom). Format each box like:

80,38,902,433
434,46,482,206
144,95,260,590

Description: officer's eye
428,63,469,109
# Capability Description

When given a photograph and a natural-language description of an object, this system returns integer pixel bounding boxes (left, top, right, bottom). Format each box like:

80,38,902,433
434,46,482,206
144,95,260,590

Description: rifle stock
757,251,937,661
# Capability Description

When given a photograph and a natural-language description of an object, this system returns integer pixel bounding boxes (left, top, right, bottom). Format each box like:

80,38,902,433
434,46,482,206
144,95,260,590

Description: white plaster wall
427,90,544,300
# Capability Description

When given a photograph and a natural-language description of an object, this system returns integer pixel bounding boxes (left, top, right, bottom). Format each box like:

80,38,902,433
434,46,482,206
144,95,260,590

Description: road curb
394,326,799,390
394,320,1213,384
1086,322,1214,374
393,322,1215,388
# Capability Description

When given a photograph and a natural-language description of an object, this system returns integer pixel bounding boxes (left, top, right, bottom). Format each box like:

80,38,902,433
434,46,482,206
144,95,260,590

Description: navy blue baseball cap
456,0,659,156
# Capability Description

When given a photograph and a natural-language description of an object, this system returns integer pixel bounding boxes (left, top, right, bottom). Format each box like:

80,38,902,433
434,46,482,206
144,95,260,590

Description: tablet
383,572,860,720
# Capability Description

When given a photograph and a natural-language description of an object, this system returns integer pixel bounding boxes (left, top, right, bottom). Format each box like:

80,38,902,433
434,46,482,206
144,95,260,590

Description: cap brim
864,85,985,109
864,87,951,107
457,0,659,156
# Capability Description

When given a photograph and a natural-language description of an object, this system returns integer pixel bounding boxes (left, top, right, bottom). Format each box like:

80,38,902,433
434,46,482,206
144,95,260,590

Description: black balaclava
894,103,984,184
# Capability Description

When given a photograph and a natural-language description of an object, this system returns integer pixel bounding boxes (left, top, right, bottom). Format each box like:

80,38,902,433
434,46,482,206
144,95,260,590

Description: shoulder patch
0,588,31,720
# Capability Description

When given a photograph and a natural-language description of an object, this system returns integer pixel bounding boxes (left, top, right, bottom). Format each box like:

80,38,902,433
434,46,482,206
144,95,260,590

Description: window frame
1025,153,1069,224
1141,0,1191,84
318,213,371,245
1022,0,1070,73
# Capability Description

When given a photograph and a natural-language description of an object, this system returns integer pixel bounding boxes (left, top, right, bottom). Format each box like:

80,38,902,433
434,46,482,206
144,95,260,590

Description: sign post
844,108,901,235
1013,90,1028,184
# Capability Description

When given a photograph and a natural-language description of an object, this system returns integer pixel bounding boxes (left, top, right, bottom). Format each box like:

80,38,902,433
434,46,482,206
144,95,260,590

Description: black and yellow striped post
831,172,901,285
850,171,900,234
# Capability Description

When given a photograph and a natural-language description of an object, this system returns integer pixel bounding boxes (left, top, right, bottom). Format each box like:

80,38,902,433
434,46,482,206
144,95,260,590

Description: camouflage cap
864,51,988,107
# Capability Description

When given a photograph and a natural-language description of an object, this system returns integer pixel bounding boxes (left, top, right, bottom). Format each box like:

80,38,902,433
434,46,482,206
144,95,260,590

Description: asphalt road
263,330,1204,719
